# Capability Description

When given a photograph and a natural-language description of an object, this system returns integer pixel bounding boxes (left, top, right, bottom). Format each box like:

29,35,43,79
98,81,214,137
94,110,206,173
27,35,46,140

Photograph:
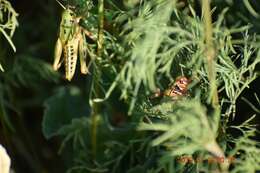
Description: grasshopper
53,2,94,81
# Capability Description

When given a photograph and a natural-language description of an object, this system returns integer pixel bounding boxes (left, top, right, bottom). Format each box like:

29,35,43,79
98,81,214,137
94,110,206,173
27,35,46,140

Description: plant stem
202,0,219,108
202,1,229,172
90,81,98,159
90,0,104,160
97,0,104,57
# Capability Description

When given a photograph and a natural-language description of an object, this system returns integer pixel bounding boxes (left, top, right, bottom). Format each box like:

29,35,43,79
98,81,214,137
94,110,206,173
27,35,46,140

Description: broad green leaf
42,86,89,139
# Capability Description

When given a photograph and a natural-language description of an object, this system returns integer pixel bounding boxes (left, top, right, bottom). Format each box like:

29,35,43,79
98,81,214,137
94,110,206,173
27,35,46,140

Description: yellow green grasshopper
53,1,94,81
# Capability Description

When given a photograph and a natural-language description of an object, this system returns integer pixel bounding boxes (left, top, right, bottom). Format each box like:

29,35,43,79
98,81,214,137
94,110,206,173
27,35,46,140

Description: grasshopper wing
53,38,63,71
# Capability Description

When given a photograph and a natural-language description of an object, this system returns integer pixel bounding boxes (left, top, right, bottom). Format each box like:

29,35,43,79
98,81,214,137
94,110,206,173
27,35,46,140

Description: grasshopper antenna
55,0,66,10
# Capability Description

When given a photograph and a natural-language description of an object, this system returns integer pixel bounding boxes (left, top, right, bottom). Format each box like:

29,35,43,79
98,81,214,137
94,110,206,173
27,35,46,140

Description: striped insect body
53,6,92,81
150,76,190,101
64,33,80,81
164,76,190,100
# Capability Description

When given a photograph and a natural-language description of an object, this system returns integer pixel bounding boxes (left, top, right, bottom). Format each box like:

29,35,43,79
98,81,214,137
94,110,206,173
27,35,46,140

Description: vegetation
0,0,259,172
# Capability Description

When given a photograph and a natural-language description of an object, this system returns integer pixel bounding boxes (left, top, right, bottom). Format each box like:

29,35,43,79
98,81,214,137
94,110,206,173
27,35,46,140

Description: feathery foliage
0,0,259,173
41,0,260,172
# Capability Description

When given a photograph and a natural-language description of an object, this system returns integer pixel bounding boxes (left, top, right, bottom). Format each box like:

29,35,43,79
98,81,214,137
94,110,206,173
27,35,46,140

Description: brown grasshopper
151,76,191,100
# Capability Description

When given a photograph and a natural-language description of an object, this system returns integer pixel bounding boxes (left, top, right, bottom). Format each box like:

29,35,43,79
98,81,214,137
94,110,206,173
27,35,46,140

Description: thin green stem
202,1,228,172
90,66,101,160
90,0,104,160
90,84,98,159
97,0,104,56
202,0,219,108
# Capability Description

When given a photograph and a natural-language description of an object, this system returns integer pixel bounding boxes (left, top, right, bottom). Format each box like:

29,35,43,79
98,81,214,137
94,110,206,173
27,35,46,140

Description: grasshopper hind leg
79,33,89,74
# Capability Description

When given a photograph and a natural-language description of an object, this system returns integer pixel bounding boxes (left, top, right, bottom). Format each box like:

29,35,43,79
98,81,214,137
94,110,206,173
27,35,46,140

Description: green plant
0,0,18,70
41,0,260,173
0,0,259,173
